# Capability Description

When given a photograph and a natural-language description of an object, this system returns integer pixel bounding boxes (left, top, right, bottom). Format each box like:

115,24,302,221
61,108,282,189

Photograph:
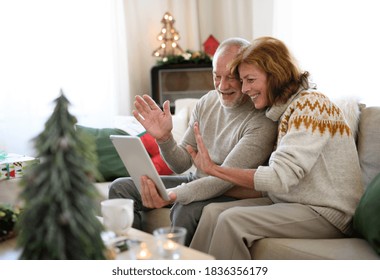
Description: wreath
156,50,212,66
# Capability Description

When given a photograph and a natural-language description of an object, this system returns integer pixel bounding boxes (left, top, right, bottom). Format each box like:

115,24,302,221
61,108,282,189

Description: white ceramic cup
101,199,134,235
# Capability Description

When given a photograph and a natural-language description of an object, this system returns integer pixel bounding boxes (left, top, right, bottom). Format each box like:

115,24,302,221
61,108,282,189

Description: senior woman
186,36,364,259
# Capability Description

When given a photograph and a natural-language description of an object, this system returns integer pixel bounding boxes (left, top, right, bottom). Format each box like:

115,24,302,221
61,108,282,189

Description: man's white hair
212,37,250,68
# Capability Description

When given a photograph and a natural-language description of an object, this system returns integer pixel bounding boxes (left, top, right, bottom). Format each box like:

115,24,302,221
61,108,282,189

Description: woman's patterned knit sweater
255,90,364,234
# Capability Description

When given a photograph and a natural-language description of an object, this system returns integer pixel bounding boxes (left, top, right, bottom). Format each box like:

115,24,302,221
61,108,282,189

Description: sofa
98,98,380,260
140,99,380,260
1,98,379,260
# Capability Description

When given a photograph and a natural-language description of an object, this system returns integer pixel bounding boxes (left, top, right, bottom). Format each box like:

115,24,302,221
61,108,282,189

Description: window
0,0,116,156
274,0,380,106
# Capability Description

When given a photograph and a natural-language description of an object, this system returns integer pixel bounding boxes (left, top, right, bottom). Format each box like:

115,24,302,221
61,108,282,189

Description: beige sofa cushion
333,97,361,140
251,238,379,260
0,179,23,207
172,107,188,143
174,98,198,119
357,106,380,188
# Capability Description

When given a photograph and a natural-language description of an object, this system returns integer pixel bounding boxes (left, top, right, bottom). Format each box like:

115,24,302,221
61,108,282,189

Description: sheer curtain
4,0,378,157
273,0,380,106
0,0,259,157
0,0,117,156
119,0,258,114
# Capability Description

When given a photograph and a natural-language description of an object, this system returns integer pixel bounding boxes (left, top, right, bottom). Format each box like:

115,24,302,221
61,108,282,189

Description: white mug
101,199,134,235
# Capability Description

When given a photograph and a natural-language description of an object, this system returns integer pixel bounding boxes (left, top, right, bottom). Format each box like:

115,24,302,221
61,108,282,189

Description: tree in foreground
17,91,106,259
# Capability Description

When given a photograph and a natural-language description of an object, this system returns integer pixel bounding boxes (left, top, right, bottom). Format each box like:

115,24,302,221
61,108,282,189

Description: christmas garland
156,50,212,66
0,205,20,241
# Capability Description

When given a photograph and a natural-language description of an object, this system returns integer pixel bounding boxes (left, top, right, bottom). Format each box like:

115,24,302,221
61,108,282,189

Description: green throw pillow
76,125,130,182
353,172,380,255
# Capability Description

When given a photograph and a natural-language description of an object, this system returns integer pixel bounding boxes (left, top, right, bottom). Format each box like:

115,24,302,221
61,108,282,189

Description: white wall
274,0,380,106
253,0,274,38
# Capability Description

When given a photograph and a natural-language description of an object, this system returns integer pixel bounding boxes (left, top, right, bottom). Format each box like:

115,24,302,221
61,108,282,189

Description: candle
153,227,186,259
163,240,178,251
135,242,153,260
157,239,180,259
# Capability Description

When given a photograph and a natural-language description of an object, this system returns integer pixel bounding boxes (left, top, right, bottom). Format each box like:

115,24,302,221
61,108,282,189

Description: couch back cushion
357,106,380,188
333,97,361,141
172,98,199,143
76,125,130,182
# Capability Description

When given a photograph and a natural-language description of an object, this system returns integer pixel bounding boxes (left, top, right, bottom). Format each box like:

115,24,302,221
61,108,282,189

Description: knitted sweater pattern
255,90,364,234
278,91,350,142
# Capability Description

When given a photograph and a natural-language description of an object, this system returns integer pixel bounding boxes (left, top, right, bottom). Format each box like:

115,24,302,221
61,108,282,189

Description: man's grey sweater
158,90,278,204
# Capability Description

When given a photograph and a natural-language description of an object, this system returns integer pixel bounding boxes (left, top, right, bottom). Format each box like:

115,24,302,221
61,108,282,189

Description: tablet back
110,135,170,201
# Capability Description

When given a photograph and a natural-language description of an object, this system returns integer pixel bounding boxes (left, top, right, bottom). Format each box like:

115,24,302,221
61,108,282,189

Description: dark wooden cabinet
151,63,213,110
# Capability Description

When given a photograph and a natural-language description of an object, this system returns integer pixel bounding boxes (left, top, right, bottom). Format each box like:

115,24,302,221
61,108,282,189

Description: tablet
110,135,170,201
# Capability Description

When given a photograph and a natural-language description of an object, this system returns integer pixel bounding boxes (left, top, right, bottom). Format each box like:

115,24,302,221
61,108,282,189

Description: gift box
0,153,39,180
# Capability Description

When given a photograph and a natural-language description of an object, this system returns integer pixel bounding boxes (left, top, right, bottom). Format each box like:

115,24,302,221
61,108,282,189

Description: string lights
152,12,184,58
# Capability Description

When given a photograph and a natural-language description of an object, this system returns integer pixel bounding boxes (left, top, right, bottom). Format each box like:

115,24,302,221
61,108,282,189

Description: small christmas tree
152,12,184,58
17,91,106,259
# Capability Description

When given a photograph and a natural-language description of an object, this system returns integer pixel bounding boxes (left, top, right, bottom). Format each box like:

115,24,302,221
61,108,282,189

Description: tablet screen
110,135,170,201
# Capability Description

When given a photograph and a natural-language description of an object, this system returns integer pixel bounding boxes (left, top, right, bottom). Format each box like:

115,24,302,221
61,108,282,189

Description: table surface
0,228,214,260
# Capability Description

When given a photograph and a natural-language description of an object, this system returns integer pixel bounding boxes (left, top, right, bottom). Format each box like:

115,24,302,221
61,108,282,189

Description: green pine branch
156,49,212,66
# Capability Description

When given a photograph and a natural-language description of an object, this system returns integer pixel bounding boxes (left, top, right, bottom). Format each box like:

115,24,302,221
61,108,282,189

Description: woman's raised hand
186,122,216,175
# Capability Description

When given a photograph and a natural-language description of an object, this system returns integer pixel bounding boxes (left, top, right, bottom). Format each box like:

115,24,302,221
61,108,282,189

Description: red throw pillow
140,133,173,175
